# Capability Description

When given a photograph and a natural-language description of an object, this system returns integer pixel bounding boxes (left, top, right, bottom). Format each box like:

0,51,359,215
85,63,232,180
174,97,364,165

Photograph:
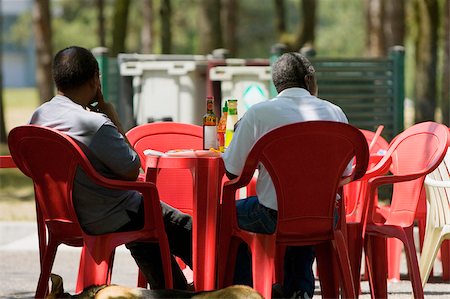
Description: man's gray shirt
29,95,142,234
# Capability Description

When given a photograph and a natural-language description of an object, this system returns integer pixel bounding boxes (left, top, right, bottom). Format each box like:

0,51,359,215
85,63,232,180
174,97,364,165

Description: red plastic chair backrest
360,126,390,154
383,122,450,226
237,121,369,240
8,125,89,240
126,122,203,166
345,127,389,220
9,125,166,240
126,122,203,214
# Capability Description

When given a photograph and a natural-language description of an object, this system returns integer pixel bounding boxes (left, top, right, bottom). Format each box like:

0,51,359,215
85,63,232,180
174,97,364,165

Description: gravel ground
0,222,449,299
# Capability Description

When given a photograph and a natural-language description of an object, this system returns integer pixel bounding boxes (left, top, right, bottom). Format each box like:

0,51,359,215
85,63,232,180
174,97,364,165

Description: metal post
389,46,405,134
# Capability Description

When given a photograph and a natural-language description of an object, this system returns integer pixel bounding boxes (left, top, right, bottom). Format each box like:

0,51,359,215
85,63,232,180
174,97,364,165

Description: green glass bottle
225,99,238,149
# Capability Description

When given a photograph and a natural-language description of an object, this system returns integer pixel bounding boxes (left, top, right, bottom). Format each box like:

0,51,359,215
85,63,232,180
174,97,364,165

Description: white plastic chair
420,150,450,286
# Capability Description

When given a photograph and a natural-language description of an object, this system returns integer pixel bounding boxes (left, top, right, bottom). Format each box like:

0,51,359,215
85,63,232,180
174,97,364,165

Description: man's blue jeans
233,196,315,298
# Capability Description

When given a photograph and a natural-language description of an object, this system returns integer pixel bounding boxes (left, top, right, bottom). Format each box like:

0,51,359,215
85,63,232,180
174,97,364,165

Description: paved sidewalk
1,221,449,298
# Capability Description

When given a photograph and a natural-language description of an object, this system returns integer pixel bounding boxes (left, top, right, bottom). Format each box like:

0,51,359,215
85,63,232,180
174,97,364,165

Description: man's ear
305,74,318,96
87,73,101,90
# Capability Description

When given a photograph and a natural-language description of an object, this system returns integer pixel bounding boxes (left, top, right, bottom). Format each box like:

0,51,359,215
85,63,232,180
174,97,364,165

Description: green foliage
316,0,365,57
236,0,277,58
5,0,368,58
5,11,32,48
52,0,108,51
3,0,445,108
171,0,199,54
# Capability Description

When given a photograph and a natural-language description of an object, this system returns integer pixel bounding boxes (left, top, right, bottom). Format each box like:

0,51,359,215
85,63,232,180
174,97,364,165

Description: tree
442,0,449,125
141,0,154,54
274,0,286,38
96,0,106,47
384,0,405,48
296,0,316,49
111,0,130,56
222,0,238,56
365,0,386,57
274,0,316,51
160,0,172,53
414,0,439,122
0,3,5,143
364,0,405,55
33,0,54,104
198,0,223,54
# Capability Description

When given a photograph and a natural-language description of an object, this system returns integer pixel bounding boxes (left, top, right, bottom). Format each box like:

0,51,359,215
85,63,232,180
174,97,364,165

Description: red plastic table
145,150,224,291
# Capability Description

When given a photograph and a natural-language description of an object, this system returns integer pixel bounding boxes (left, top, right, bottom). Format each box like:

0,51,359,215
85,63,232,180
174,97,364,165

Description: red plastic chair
8,125,173,298
127,122,203,286
361,121,450,298
345,126,389,222
344,126,390,291
126,122,203,215
217,121,369,299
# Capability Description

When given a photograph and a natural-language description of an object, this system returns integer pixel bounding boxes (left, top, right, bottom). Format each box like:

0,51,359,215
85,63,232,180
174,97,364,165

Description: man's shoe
272,283,285,298
291,290,311,299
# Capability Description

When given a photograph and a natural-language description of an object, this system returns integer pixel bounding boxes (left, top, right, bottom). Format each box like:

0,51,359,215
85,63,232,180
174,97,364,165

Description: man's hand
89,87,127,138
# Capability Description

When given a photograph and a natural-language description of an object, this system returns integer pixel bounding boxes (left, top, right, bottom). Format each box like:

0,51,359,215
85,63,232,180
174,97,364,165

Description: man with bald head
223,52,349,298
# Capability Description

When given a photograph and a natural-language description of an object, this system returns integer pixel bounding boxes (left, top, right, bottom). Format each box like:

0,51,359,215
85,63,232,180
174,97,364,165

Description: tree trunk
198,0,223,55
160,0,172,54
33,0,53,104
274,0,286,38
442,0,449,125
141,0,154,54
414,0,439,122
275,0,316,52
222,0,237,56
365,0,387,57
385,0,405,48
295,0,316,50
0,88,5,143
96,0,106,47
111,0,130,56
0,3,6,143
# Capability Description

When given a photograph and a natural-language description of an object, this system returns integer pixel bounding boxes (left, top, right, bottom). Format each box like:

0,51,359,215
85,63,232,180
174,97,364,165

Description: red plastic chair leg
441,240,450,281
275,245,286,283
251,236,275,299
217,237,241,289
137,270,147,288
403,229,424,299
365,235,388,299
333,231,356,298
36,242,59,298
76,246,114,293
346,222,363,294
316,242,339,298
387,237,403,281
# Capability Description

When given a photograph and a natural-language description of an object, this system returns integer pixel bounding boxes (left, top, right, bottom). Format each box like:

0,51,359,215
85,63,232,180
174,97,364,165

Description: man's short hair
52,46,99,92
272,52,315,93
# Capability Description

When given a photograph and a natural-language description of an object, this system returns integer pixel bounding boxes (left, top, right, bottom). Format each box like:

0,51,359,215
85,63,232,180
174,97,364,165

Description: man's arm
89,124,141,181
90,86,133,147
